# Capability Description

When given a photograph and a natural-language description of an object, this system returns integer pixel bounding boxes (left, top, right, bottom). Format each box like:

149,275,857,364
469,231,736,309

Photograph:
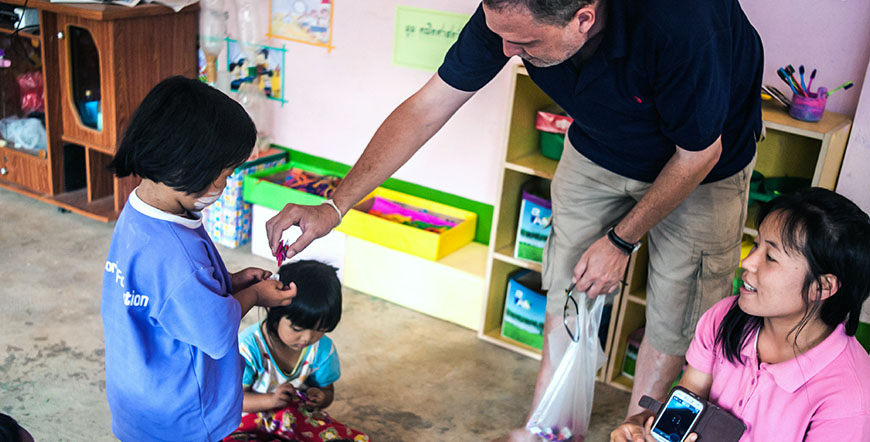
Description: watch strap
607,226,640,255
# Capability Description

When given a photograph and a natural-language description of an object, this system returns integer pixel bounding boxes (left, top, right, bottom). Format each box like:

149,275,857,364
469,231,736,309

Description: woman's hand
231,267,272,292
610,416,648,442
610,415,698,442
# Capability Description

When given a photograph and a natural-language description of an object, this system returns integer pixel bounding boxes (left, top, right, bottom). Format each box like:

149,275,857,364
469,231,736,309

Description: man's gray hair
482,0,597,26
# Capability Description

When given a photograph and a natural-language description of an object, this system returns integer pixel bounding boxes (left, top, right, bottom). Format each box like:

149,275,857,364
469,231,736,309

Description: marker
807,68,817,93
826,81,853,97
786,65,807,96
777,68,799,95
799,65,807,93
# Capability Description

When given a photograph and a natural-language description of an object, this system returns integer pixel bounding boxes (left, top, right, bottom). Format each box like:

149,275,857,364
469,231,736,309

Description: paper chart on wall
393,6,470,72
268,0,334,51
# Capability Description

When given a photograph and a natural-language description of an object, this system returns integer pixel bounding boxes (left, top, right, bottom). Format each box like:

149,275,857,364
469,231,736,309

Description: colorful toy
364,196,457,233
527,424,575,441
270,167,342,198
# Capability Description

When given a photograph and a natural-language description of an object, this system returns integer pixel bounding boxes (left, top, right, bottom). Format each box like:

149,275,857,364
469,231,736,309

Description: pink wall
740,0,870,116
222,0,870,207
837,58,870,214
225,0,507,205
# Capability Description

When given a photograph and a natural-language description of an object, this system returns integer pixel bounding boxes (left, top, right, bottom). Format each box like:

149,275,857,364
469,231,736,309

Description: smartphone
650,388,705,442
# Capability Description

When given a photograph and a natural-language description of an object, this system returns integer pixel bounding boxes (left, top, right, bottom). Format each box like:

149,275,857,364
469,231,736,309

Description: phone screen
651,392,703,442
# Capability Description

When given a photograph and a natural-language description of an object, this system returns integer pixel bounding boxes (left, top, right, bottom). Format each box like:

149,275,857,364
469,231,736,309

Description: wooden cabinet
480,64,853,393
0,0,197,221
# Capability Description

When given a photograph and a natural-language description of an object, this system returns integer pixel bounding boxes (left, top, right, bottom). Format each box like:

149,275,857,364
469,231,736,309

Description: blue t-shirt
439,0,763,183
101,189,243,441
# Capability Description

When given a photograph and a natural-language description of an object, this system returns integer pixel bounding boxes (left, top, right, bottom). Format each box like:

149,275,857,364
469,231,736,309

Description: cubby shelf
479,63,853,393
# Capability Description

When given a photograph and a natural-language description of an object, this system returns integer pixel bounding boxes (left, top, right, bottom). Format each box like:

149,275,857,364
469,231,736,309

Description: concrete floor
0,188,630,441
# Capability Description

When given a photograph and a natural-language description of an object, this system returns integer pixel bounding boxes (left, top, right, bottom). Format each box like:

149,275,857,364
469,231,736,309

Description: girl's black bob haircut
108,75,256,195
265,260,342,336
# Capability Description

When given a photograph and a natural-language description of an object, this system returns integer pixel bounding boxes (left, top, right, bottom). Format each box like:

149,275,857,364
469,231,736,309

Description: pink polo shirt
686,296,870,442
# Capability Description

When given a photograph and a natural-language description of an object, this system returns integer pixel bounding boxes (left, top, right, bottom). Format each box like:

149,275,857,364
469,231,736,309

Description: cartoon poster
268,0,334,51
225,39,287,104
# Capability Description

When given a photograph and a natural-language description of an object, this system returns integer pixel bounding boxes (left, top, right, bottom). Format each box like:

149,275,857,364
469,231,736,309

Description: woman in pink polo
612,187,870,442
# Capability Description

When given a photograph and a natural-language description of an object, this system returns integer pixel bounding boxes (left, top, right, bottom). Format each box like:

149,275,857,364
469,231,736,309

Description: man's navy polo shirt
438,0,763,183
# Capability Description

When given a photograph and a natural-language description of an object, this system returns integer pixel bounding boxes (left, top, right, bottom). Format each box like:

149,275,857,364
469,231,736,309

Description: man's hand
265,202,341,259
573,234,629,298
270,383,297,409
231,267,272,293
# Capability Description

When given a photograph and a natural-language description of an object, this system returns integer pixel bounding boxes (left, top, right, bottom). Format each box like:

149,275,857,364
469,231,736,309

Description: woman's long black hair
715,187,870,363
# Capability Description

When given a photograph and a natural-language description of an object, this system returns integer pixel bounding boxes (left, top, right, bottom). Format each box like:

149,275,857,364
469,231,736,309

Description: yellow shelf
626,291,647,306
505,152,558,180
493,245,543,273
480,328,542,360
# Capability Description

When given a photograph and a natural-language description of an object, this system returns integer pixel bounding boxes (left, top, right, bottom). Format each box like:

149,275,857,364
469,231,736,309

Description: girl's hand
271,383,297,409
254,280,297,308
232,267,272,292
305,387,327,407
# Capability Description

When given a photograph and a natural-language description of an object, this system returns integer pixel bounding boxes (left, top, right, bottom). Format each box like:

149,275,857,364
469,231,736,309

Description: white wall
225,0,509,206
740,0,870,116
221,0,870,208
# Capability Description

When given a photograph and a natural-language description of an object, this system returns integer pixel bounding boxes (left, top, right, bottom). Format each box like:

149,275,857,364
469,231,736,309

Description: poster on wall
225,39,288,104
393,6,470,72
268,0,334,51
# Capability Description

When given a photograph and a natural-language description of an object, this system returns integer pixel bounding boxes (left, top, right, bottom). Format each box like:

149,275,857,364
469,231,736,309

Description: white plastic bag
526,294,607,441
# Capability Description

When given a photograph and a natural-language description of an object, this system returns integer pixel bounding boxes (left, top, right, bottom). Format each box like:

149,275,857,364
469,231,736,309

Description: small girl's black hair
265,260,342,336
716,187,870,363
108,75,256,195
0,413,23,442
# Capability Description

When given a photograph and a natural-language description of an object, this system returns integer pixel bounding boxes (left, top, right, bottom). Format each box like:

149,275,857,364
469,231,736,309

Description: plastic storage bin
203,148,286,248
514,178,552,263
501,269,547,349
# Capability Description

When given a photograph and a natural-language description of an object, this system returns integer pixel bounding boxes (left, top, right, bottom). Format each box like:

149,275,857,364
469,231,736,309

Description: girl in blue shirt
224,260,369,442
101,76,296,441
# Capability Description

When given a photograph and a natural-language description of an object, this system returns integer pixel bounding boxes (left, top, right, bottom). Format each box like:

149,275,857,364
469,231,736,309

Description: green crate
539,131,565,160
243,161,345,211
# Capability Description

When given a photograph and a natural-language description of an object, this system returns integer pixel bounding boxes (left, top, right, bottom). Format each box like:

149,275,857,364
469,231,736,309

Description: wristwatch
607,226,642,255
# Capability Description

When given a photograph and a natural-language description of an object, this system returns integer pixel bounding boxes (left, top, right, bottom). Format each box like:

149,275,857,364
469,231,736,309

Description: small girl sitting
224,260,369,442
612,187,870,441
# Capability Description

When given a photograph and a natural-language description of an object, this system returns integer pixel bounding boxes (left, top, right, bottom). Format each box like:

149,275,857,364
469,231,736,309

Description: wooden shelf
479,328,542,360
761,102,851,140
2,0,198,21
505,152,558,180
626,291,647,306
0,182,116,222
0,26,40,40
493,244,543,272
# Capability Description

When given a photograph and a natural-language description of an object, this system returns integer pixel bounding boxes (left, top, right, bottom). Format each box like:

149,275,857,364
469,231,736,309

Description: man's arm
265,73,475,256
574,137,722,297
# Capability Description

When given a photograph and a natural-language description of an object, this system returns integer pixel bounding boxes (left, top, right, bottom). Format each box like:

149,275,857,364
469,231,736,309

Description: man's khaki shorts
542,140,754,355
